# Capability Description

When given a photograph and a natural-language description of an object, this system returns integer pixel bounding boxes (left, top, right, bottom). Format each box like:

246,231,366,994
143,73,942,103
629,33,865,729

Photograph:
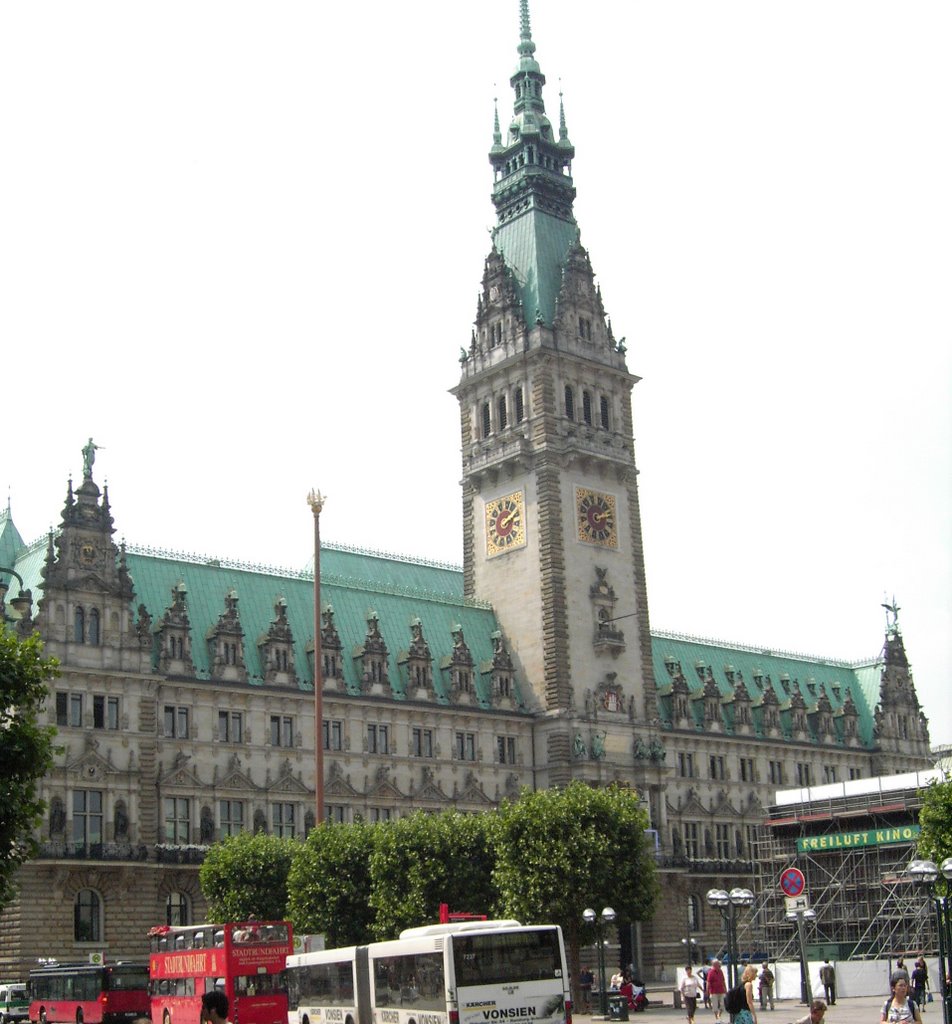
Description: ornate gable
206,589,248,683
160,753,203,789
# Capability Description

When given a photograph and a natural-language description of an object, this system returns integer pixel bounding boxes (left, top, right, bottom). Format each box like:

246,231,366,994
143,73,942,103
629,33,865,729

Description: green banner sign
796,825,920,853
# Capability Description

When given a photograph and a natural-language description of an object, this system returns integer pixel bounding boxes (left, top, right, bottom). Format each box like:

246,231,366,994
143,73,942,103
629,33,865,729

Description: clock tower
452,1,661,789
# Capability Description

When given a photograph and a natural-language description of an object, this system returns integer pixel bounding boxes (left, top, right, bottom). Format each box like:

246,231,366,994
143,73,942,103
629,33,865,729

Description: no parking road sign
780,866,806,898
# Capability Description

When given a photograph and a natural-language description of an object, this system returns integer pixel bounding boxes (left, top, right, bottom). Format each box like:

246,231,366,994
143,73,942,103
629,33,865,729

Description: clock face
484,491,527,556
576,487,618,547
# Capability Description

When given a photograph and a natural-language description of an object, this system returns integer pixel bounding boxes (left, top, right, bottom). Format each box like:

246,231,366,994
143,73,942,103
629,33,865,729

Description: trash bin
608,996,630,1022
673,989,682,1010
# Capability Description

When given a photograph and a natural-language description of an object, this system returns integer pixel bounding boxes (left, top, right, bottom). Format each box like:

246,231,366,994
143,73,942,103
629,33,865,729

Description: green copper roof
0,501,27,573
652,630,879,745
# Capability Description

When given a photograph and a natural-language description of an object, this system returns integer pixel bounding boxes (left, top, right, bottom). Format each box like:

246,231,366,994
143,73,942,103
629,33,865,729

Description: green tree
918,776,952,892
287,821,377,947
0,626,58,911
492,781,658,1008
199,831,298,921
368,809,498,939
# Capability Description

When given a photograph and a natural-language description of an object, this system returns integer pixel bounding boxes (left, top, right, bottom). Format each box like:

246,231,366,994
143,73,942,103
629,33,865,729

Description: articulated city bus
286,920,571,1024
27,962,150,1024
149,921,293,1024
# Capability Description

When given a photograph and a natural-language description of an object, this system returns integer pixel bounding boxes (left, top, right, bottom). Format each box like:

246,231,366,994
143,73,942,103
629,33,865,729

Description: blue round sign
780,867,806,897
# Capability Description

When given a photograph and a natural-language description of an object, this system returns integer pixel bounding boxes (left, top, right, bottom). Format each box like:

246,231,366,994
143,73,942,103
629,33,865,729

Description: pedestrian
579,966,593,1011
706,959,727,1022
758,963,775,1011
911,959,928,1012
881,974,922,1024
734,964,759,1024
699,964,711,1009
679,965,702,1024
793,1000,827,1024
894,960,911,985
201,991,232,1024
819,961,835,1006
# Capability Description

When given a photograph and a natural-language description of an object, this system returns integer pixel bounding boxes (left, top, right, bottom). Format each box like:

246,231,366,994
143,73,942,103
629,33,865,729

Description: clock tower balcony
463,434,533,487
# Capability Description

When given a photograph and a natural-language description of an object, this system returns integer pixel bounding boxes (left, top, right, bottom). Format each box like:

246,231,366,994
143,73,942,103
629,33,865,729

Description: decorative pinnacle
518,0,535,58
493,97,501,145
559,89,567,140
307,489,326,515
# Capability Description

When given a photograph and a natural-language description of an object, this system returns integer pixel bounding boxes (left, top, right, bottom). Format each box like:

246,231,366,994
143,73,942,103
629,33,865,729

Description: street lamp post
785,907,817,1004
584,906,617,1016
707,888,754,988
910,857,952,1024
681,937,699,966
307,489,325,827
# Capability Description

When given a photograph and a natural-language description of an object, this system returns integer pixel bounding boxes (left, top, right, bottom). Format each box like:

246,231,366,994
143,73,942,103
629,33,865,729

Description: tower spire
486,0,577,327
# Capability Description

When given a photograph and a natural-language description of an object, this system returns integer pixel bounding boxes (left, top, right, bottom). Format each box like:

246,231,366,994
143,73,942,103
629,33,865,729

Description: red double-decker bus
28,961,150,1024
148,922,292,1024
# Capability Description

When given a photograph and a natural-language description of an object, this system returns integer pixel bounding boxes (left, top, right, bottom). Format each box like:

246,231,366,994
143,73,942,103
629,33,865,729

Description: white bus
286,920,571,1024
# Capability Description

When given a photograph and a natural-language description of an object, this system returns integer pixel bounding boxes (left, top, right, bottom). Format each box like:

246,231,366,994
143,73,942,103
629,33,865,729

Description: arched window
582,390,593,426
687,894,701,931
88,608,100,645
74,606,85,644
514,386,525,423
167,891,190,927
74,889,102,942
497,396,508,430
600,395,610,430
564,385,575,420
481,403,492,439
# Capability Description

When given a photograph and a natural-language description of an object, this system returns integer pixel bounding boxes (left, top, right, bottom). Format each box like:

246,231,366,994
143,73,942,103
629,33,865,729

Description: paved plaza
578,994,928,1024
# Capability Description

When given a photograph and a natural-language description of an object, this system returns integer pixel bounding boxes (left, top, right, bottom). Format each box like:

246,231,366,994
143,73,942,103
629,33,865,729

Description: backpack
882,997,918,1020
724,984,746,1015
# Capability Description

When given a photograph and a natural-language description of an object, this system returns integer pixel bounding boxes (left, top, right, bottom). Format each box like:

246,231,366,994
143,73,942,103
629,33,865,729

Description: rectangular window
368,724,390,755
325,805,345,823
746,824,759,856
220,800,244,837
683,821,700,859
739,757,755,783
715,823,731,859
369,808,392,823
272,803,296,838
823,764,838,784
270,715,294,747
455,731,476,761
849,766,862,780
678,752,694,778
497,736,517,764
323,719,343,751
412,727,433,758
768,760,784,786
796,762,812,787
164,705,190,739
72,790,103,847
709,755,726,780
91,695,120,730
163,797,190,844
218,710,243,743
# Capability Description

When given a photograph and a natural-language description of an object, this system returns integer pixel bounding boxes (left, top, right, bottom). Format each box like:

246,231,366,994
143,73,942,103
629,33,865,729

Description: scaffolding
747,772,940,961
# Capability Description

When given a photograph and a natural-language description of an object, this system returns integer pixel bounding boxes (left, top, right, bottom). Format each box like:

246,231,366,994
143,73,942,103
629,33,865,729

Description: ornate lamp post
910,857,952,1024
584,906,617,1016
707,887,754,988
307,489,325,826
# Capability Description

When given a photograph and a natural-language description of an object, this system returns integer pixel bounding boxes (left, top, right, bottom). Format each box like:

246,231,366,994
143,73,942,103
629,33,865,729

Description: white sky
2,1,949,746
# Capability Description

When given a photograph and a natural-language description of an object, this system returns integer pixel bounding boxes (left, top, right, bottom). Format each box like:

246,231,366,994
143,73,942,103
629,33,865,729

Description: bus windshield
452,928,564,987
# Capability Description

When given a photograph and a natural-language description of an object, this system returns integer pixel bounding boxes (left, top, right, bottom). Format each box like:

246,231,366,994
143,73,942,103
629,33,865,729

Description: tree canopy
493,781,658,1004
287,820,377,947
0,626,58,911
368,809,498,939
918,775,952,892
199,831,297,921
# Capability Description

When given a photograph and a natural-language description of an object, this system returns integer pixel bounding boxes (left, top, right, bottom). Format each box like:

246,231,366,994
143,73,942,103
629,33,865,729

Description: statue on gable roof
82,438,103,478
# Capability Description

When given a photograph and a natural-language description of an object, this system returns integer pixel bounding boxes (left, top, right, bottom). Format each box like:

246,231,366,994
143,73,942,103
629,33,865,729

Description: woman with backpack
725,964,758,1024
881,974,923,1024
